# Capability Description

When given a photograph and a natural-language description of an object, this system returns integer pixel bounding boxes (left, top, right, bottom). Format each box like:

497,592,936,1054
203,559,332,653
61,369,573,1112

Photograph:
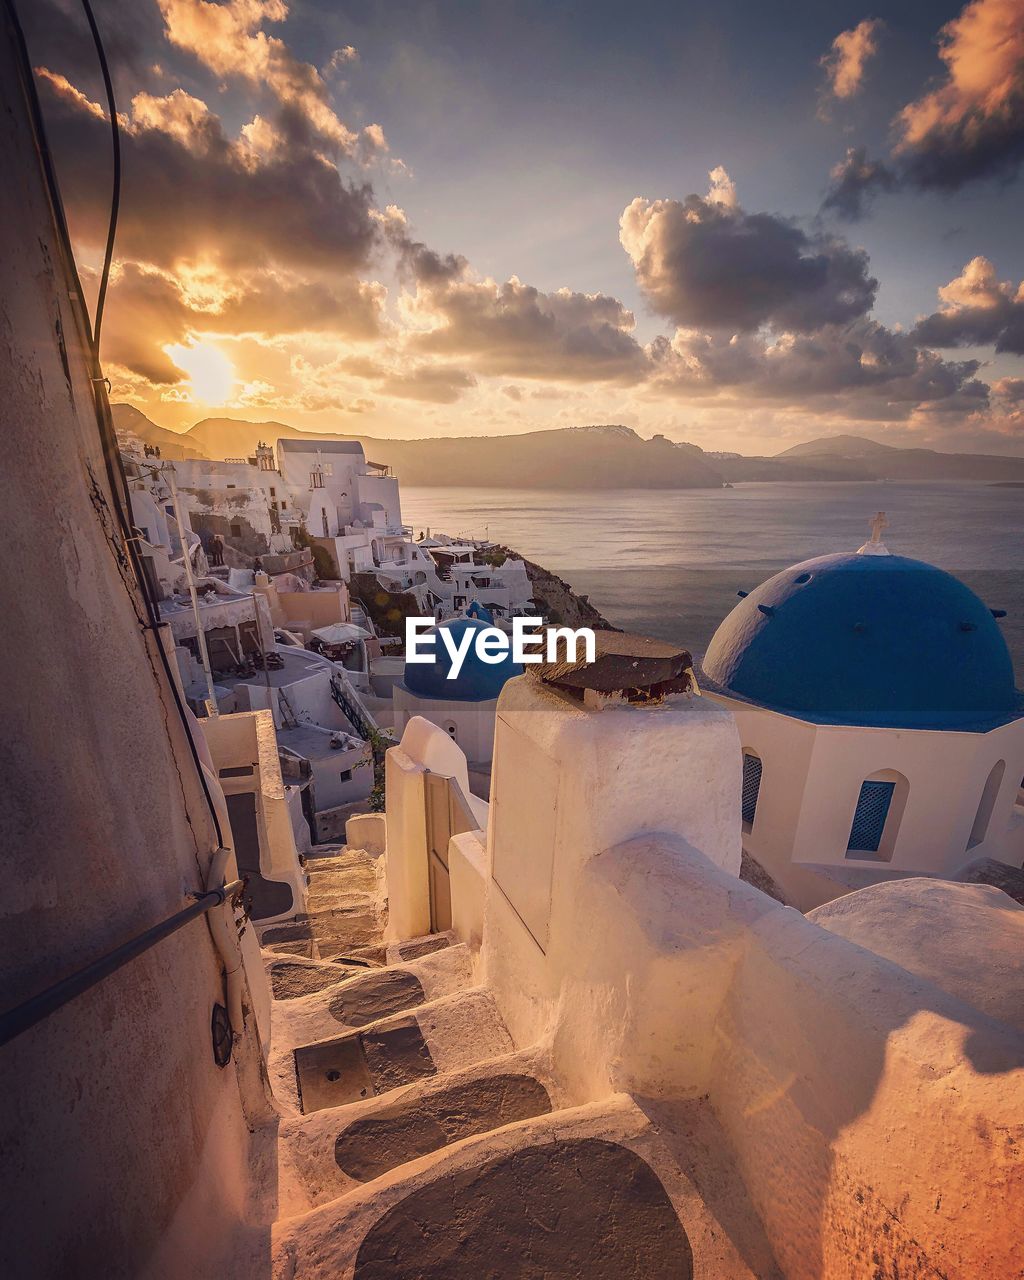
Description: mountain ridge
111,405,1024,487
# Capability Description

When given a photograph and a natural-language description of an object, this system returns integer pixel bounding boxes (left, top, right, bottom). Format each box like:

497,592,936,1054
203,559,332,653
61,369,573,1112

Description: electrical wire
3,0,226,851
78,0,119,357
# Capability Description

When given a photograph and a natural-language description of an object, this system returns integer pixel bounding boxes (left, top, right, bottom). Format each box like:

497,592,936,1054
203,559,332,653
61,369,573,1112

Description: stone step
265,954,380,1001
385,931,455,965
267,947,484,1112
263,940,315,959
284,985,511,1117
277,1048,563,1215
271,1094,781,1279
271,942,468,1025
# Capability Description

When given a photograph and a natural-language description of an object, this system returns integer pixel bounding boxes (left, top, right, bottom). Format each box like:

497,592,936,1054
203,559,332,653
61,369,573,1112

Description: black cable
79,0,119,357
3,0,226,851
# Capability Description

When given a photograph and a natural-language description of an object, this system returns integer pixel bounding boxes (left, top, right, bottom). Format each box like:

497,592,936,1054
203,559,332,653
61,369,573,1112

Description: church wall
712,693,1024,909
0,34,273,1275
713,698,818,899
798,723,990,875
393,685,498,763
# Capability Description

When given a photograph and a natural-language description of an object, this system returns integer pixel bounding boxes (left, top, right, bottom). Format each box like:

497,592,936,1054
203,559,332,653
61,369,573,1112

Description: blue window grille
742,753,762,826
847,780,895,853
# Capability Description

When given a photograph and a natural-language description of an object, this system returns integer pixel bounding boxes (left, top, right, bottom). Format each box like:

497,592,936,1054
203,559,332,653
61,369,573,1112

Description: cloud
34,67,106,119
37,72,379,274
821,19,883,100
97,261,385,382
326,46,359,73
204,273,386,338
377,366,477,403
994,376,1024,404
30,6,1014,447
155,0,385,157
621,170,877,332
821,146,898,220
912,256,1024,354
647,317,988,420
705,165,737,208
821,0,1024,216
97,264,193,384
894,0,1024,188
22,0,167,88
402,266,648,383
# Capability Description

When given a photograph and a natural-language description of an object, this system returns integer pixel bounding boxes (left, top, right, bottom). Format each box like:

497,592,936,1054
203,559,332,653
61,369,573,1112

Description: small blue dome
465,600,494,624
402,617,522,703
702,551,1019,730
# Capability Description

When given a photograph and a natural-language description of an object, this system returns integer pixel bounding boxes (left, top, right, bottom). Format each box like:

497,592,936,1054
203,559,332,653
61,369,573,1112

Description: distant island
112,405,1024,490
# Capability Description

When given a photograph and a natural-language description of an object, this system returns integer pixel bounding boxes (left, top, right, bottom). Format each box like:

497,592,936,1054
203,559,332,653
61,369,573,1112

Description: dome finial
857,510,891,556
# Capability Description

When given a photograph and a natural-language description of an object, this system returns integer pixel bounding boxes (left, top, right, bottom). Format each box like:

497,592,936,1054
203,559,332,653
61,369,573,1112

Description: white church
700,516,1024,909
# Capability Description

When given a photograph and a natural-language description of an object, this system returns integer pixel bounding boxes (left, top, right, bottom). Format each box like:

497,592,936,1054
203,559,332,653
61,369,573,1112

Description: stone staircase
259,845,783,1279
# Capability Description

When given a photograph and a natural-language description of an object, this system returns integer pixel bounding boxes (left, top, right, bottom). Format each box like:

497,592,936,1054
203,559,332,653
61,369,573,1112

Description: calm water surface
401,481,1024,678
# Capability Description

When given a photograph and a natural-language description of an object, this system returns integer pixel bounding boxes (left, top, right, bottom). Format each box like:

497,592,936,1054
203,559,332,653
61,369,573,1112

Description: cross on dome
857,510,891,557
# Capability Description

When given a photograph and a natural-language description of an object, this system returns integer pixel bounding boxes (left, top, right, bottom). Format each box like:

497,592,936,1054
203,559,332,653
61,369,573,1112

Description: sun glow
165,340,236,404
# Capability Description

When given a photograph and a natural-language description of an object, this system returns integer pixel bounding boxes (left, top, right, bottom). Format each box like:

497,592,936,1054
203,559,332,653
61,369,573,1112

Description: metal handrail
0,879,243,1049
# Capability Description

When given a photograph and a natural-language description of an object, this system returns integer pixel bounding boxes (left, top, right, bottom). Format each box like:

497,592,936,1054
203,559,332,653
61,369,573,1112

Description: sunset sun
165,340,235,404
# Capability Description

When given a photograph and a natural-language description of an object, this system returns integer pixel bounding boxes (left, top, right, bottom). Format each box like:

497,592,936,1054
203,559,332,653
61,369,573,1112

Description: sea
400,481,1024,681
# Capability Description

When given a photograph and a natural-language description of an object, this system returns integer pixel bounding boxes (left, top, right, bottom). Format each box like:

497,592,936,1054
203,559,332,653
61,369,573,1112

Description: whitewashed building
700,526,1024,909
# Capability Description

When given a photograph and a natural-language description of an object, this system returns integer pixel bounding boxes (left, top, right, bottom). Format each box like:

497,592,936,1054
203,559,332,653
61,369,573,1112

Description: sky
25,0,1024,454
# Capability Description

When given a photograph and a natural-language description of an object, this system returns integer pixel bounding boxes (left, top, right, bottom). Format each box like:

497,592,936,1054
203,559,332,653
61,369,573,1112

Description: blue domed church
699,519,1024,910
393,615,523,776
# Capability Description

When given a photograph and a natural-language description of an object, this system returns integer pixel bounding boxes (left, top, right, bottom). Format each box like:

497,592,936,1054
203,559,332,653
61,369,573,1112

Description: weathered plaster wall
0,32,271,1276
255,580,349,640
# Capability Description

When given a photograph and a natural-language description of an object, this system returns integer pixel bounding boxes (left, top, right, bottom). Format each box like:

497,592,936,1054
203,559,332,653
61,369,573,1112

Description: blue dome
702,551,1019,730
465,600,494,624
402,617,523,703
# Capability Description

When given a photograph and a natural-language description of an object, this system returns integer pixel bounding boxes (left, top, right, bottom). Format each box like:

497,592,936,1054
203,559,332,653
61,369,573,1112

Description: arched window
741,751,762,830
846,770,908,862
967,760,1005,850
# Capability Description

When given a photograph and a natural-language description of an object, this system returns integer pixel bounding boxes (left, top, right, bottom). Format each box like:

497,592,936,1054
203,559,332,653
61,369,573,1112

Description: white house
276,438,402,542
699,527,1024,910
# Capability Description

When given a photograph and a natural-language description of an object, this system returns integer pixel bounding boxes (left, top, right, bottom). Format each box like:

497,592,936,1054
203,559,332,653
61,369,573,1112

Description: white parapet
480,674,742,1089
